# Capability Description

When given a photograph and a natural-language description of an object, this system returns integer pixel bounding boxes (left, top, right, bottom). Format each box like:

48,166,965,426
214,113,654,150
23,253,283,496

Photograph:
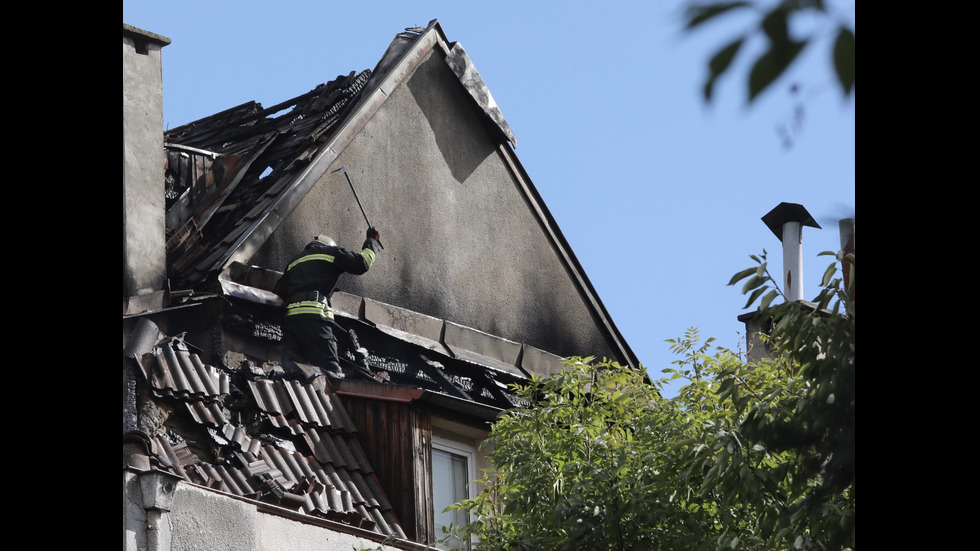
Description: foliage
683,0,855,103
448,357,697,550
448,248,854,550
718,247,855,549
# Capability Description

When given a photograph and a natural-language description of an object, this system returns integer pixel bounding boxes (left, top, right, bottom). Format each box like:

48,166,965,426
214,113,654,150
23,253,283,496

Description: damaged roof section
444,42,516,147
216,284,541,413
164,20,517,296
164,69,373,290
162,20,518,295
218,261,567,389
122,285,552,539
223,287,540,429
125,330,407,538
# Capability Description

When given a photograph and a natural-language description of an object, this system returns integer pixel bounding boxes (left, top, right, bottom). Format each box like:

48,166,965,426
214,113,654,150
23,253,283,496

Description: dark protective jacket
276,238,380,320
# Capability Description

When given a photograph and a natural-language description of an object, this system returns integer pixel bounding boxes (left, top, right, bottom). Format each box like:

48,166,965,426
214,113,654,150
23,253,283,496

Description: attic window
134,39,149,55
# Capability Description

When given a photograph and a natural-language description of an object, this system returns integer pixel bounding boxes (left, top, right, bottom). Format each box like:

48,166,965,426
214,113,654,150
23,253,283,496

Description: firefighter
276,227,382,381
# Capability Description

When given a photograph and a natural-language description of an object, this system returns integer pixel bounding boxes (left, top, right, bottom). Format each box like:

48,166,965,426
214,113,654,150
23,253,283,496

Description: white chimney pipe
762,203,821,303
781,221,804,301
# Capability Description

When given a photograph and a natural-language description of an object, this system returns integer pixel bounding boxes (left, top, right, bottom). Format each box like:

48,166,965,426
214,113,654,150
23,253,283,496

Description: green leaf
760,8,790,43
740,274,766,294
759,289,779,311
820,262,837,286
704,37,745,102
743,286,768,309
833,26,855,95
728,266,758,286
718,377,735,399
747,39,807,102
703,80,715,104
684,2,751,29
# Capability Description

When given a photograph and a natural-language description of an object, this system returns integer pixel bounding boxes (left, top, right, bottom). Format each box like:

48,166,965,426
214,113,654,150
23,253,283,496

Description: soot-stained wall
252,49,616,362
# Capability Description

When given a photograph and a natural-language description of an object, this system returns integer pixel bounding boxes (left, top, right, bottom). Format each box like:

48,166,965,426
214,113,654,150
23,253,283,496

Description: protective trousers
281,316,342,377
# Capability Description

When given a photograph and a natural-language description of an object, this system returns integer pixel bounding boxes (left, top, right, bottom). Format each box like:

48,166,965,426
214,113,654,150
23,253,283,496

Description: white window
432,435,476,550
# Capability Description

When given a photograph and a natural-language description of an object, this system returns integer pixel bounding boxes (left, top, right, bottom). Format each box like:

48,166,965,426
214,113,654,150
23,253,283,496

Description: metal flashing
362,297,451,356
519,344,567,377
762,202,822,240
445,42,517,147
443,321,527,378
330,291,364,319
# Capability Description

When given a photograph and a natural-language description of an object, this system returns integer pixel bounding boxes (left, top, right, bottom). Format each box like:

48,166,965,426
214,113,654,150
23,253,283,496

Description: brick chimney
123,24,171,314
762,202,821,302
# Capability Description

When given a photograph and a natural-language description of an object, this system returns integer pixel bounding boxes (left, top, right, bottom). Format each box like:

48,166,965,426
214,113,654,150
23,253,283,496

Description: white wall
124,471,419,551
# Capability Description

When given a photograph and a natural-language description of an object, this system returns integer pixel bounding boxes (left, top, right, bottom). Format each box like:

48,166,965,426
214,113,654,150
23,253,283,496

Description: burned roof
152,18,638,373
213,276,545,413
137,24,565,525
160,21,518,297
122,275,555,537
164,68,374,290
124,331,406,537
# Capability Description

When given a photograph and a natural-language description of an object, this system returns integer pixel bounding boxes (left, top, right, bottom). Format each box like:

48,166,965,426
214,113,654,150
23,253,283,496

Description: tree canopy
447,246,854,550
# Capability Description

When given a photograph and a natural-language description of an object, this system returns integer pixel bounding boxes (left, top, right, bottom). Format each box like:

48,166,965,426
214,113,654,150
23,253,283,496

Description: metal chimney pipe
762,203,821,302
781,221,804,301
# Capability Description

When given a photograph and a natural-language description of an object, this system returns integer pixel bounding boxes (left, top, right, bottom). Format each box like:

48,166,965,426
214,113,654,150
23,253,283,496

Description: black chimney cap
762,202,821,240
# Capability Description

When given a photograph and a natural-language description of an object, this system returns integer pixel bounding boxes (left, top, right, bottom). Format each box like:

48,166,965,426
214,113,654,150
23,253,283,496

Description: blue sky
123,1,855,397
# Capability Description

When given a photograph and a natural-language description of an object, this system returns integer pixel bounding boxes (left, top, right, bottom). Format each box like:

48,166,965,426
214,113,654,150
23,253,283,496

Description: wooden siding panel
340,396,432,544
415,409,433,545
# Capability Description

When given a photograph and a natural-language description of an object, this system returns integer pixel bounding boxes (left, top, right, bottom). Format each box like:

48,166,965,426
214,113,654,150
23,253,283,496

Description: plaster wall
168,481,259,551
123,25,169,299
125,472,390,551
257,513,378,551
251,49,616,362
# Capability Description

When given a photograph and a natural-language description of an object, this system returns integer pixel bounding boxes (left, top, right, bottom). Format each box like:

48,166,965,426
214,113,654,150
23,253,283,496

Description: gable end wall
251,49,618,362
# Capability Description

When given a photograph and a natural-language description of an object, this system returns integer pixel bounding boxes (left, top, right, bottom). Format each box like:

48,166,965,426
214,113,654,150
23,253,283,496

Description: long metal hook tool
332,166,383,248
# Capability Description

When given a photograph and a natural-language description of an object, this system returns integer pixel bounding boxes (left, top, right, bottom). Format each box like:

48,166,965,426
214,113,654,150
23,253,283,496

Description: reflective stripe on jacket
285,299,335,319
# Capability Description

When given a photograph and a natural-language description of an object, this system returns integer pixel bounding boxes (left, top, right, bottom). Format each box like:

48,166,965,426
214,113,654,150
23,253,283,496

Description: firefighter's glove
367,226,381,242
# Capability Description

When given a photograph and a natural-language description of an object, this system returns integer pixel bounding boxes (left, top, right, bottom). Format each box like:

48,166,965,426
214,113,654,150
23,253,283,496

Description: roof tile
129,337,405,538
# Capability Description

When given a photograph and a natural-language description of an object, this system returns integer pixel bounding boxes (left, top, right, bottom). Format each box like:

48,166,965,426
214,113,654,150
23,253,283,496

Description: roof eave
334,378,505,422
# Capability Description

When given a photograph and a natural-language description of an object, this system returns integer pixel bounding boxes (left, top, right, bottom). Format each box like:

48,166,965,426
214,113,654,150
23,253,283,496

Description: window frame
431,434,478,549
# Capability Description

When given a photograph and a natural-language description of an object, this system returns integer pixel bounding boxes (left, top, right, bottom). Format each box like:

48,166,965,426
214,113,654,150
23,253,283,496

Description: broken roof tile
303,428,347,467
184,401,229,427
127,336,406,539
138,335,232,399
